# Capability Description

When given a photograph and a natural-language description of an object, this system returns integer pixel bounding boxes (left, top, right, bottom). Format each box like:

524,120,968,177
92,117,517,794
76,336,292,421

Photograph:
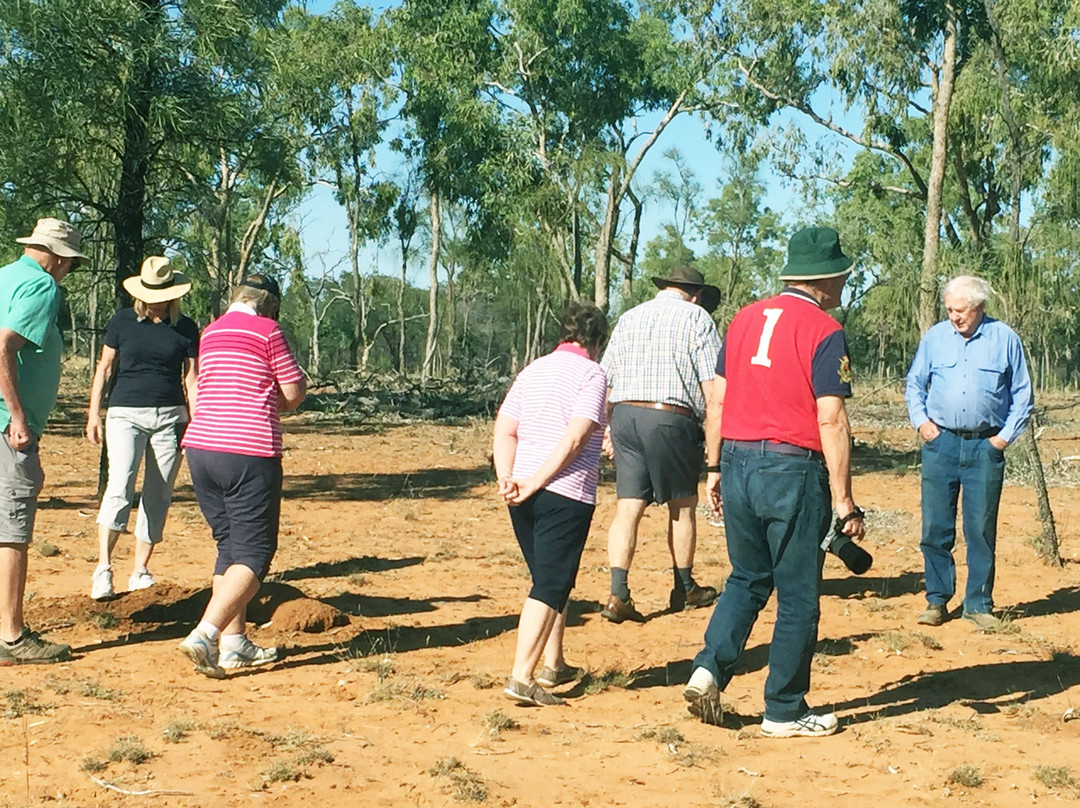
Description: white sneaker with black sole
760,711,838,738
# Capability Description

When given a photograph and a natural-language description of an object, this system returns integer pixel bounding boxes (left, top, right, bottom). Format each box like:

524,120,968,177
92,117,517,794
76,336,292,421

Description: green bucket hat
779,227,853,281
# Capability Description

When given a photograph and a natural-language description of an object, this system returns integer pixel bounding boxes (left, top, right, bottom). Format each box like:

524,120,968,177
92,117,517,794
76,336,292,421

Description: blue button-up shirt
905,315,1033,445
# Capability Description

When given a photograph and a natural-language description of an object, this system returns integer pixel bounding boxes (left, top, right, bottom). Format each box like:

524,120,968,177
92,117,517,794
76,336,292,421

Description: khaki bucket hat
122,256,191,303
15,217,88,260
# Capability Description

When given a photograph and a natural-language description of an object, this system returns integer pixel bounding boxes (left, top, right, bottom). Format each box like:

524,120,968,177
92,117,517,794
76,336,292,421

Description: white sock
196,621,221,642
96,563,111,572
219,633,247,651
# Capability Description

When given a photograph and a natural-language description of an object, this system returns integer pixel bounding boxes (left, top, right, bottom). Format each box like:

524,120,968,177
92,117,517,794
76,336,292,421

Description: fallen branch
91,777,193,797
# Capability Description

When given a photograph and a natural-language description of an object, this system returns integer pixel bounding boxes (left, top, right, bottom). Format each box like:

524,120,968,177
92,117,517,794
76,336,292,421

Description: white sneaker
179,629,226,679
91,566,114,601
760,711,839,738
219,636,279,669
683,667,722,723
128,570,155,591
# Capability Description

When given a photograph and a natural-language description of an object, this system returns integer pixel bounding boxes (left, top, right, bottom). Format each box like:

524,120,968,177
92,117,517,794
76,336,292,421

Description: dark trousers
186,448,282,580
920,430,1005,614
508,489,594,612
693,443,830,722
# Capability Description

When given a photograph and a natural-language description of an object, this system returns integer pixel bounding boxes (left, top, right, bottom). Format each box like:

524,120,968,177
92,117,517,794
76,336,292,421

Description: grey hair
231,285,280,318
943,275,992,308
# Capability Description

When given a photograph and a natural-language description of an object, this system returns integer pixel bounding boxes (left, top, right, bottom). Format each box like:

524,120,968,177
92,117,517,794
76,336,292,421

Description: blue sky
293,0,859,288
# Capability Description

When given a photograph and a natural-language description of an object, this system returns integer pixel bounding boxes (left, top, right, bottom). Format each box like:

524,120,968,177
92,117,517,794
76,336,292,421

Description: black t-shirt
104,308,200,408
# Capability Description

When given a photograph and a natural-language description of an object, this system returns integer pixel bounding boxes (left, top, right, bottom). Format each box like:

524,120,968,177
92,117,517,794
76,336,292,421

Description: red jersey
718,289,852,452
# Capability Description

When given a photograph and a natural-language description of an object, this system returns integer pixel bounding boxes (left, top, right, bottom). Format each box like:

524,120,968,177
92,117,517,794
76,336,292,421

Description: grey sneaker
0,627,72,666
91,566,114,601
128,569,155,591
916,604,946,626
503,678,566,706
179,629,226,679
220,637,279,669
760,711,838,738
536,664,582,688
963,612,1003,631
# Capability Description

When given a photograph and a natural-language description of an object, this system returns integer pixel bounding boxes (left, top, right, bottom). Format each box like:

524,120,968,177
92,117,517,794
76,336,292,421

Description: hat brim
15,235,90,261
653,278,721,314
122,273,191,303
778,255,853,281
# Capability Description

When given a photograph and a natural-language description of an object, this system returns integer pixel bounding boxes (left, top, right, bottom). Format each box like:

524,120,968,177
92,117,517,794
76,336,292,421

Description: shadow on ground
835,654,1080,723
282,467,493,502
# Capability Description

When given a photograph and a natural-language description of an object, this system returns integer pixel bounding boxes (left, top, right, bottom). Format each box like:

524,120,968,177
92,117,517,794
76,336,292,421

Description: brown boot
601,595,647,624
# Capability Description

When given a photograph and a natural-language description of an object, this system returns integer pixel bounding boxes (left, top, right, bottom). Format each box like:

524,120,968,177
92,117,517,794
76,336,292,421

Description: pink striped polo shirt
182,306,304,458
499,344,607,504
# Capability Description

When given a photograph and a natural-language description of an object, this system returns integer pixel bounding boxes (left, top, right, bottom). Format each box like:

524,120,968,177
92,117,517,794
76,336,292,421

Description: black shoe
670,583,718,612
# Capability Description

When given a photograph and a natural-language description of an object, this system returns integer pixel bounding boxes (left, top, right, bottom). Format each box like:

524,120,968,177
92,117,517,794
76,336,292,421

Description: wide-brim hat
15,217,89,260
779,226,853,281
651,266,721,314
122,256,191,303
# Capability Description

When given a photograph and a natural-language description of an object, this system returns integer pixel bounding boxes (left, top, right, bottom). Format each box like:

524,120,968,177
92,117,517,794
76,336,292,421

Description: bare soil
3,392,1080,807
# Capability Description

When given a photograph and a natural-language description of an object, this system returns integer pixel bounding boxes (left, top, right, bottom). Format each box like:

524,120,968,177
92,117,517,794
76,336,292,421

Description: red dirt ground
2,393,1080,807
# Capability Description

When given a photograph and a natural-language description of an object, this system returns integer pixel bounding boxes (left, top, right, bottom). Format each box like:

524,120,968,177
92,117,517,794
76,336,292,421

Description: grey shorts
0,432,44,544
610,404,703,504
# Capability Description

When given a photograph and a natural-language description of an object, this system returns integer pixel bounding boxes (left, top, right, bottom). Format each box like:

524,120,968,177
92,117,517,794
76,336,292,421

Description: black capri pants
508,488,595,612
186,448,282,580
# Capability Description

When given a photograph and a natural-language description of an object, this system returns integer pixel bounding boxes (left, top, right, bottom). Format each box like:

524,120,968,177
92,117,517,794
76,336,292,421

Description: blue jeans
693,443,830,722
920,430,1005,614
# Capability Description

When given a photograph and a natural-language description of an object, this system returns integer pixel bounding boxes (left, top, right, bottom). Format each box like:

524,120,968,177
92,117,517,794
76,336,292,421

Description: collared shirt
0,255,63,437
600,289,721,419
718,287,851,452
182,309,303,458
905,315,1033,445
498,342,607,504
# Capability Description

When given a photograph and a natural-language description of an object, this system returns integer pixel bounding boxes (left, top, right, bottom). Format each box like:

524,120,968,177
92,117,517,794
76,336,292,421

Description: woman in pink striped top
493,303,609,706
178,274,306,678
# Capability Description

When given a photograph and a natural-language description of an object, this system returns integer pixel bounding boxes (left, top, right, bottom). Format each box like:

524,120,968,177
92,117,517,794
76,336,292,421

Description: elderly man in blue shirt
905,275,1033,630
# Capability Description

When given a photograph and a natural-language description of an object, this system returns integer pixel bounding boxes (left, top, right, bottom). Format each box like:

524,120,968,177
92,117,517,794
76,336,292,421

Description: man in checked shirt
599,267,722,623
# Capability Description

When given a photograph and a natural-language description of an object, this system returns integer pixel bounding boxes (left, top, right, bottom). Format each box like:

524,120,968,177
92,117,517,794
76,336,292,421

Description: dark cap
240,273,281,298
651,266,721,314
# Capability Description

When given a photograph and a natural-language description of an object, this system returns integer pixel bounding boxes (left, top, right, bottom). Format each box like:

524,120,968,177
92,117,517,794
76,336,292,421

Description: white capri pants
96,405,188,544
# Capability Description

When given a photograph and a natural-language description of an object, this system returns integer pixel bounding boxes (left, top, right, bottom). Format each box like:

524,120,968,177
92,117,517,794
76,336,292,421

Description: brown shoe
916,604,946,626
670,584,719,611
601,595,647,624
963,612,1003,631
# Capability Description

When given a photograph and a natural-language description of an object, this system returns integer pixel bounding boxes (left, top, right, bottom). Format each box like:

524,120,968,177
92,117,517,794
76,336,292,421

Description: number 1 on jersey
750,308,783,367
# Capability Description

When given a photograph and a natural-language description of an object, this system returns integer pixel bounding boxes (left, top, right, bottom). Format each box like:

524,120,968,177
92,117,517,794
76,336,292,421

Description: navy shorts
186,448,282,580
609,404,703,504
508,489,595,612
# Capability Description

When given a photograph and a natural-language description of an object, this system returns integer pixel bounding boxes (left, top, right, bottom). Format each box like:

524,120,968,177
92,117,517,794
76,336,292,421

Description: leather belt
619,400,695,419
941,426,997,440
725,439,822,459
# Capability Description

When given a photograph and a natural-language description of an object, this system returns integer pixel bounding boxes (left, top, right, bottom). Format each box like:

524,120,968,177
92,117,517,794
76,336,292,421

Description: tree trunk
983,0,1060,564
422,190,441,384
593,164,621,313
918,2,957,333
113,0,162,301
397,253,407,375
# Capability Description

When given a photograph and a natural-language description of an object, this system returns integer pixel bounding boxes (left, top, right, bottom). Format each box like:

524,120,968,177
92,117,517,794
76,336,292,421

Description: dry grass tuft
429,757,488,802
947,764,983,787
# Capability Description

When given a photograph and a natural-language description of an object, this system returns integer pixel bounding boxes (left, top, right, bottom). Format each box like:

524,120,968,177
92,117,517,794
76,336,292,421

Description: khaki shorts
0,432,44,544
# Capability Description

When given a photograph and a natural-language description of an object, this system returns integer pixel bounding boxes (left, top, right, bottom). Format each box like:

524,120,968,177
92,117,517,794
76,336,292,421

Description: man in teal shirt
0,218,86,665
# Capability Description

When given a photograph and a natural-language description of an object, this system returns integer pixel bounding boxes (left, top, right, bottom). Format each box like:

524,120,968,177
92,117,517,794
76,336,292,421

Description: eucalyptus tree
276,1,399,368
0,0,289,299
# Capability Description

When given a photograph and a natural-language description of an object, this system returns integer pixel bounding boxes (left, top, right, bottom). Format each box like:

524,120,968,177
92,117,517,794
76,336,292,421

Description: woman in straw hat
86,256,199,600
